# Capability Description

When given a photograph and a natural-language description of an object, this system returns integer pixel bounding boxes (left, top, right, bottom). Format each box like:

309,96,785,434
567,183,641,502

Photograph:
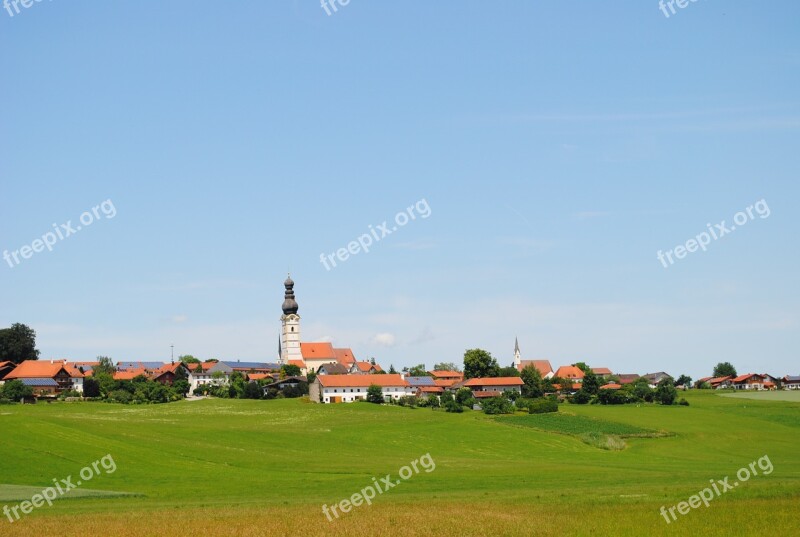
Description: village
1,278,797,407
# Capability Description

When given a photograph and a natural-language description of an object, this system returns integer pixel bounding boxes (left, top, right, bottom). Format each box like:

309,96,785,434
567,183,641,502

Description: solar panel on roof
18,378,59,386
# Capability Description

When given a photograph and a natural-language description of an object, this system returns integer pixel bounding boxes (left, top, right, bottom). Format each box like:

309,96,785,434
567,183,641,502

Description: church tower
513,337,521,368
280,275,302,365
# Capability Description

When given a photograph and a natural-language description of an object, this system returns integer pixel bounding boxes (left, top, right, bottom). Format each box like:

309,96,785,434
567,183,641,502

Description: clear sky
1,1,798,380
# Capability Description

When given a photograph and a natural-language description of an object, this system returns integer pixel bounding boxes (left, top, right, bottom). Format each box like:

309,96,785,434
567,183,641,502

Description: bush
397,396,417,408
570,389,592,405
108,390,132,404
0,380,33,401
528,398,559,414
656,379,678,406
366,384,384,404
481,396,515,415
678,398,689,406
597,389,628,405
443,400,463,413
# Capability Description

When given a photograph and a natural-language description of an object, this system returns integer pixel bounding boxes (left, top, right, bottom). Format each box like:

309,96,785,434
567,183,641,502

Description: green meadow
1,391,798,536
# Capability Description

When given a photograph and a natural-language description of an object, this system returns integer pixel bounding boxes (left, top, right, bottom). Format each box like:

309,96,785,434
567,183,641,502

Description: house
416,386,444,397
591,367,613,376
316,363,350,376
220,361,281,374
151,362,190,385
708,376,734,389
433,379,459,389
428,370,464,382
4,360,83,394
782,375,800,390
462,377,524,394
554,366,585,384
695,376,713,388
189,361,235,392
0,361,17,383
247,373,276,382
349,362,383,375
642,372,673,387
117,361,167,372
406,377,437,394
618,374,640,385
600,383,622,390
263,376,308,395
472,390,503,399
310,374,414,403
731,373,771,391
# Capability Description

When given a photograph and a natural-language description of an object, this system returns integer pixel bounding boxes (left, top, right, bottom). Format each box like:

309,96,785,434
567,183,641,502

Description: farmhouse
782,375,800,390
0,361,17,382
4,360,83,394
731,373,773,391
428,370,463,382
462,377,524,394
316,363,349,375
310,374,414,403
554,365,585,383
349,361,383,375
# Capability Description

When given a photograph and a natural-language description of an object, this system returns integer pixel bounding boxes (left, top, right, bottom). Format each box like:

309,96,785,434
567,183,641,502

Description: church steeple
513,337,521,368
279,275,302,365
282,274,299,315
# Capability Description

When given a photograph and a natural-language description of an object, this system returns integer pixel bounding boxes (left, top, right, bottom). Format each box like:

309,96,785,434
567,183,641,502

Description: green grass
719,390,800,402
497,411,668,437
0,392,798,536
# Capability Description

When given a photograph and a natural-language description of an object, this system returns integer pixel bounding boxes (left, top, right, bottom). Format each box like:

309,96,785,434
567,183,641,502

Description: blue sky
1,1,798,379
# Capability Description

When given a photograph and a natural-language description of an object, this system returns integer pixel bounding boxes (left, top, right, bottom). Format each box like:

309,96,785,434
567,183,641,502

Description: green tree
463,349,500,379
83,377,100,398
388,364,397,374
94,356,116,375
713,362,737,378
229,372,246,399
433,362,460,372
306,371,317,384
1,379,34,400
0,323,40,364
498,366,521,377
632,377,654,402
455,387,474,406
675,374,692,387
366,384,384,404
243,381,262,400
573,362,591,374
520,364,544,398
655,378,678,405
571,389,592,404
179,355,200,364
581,371,600,395
281,364,302,377
407,364,428,377
481,396,514,415
173,379,190,396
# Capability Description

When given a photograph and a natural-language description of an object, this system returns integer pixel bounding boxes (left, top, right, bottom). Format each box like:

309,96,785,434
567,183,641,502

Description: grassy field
1,391,798,536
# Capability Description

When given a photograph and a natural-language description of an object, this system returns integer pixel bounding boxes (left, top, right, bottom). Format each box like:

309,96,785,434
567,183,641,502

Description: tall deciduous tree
0,323,40,364
407,364,429,377
713,362,737,378
94,356,116,375
520,364,544,398
433,362,461,372
463,349,499,379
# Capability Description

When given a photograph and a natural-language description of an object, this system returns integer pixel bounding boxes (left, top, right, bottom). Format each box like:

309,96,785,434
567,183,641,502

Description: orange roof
248,373,272,380
473,390,503,398
600,383,621,390
155,362,184,374
553,382,583,391
591,367,613,376
113,368,148,381
554,366,585,380
301,342,337,361
428,370,463,379
418,386,444,394
317,374,408,388
433,379,457,387
288,360,306,369
463,377,524,387
333,348,356,366
517,360,553,376
353,361,382,372
732,373,763,383
5,360,68,379
709,375,733,384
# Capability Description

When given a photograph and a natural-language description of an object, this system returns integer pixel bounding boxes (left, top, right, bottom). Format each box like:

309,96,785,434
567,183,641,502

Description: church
278,276,373,375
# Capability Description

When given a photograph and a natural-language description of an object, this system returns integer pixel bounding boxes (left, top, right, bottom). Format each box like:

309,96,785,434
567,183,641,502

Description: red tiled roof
418,386,444,394
333,348,356,366
732,373,763,383
516,360,553,376
600,383,622,390
473,390,503,398
554,366,585,380
317,374,409,388
287,360,306,369
463,377,524,387
433,379,457,387
428,370,463,379
353,361,382,372
113,368,149,381
248,373,272,381
301,342,337,360
5,361,67,380
709,375,733,384
591,367,613,376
